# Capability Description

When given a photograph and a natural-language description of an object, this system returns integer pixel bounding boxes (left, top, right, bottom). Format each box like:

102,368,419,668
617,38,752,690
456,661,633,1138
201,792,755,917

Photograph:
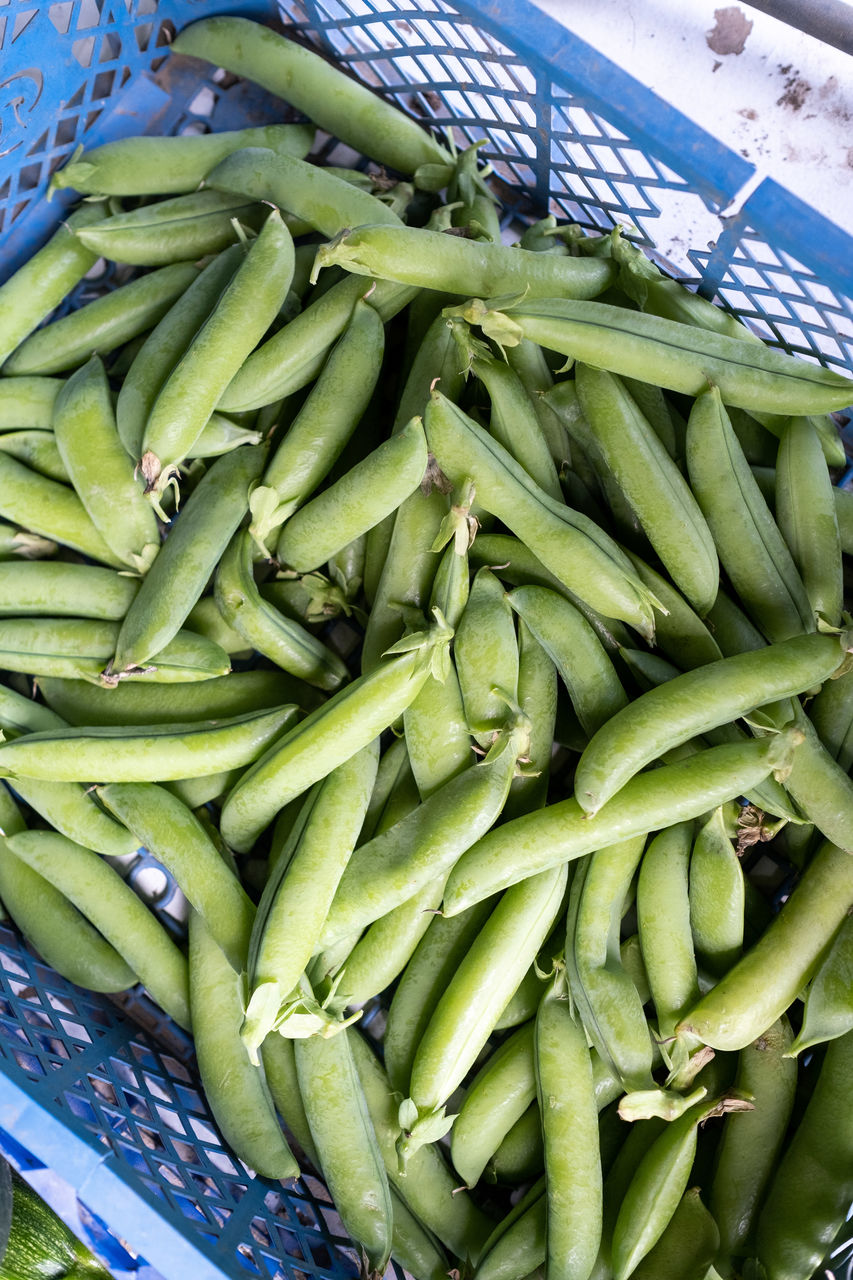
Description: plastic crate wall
1,2,853,1278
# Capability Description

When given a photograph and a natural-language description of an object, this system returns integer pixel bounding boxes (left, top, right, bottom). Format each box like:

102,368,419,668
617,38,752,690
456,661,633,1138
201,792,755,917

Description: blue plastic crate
1,3,853,1278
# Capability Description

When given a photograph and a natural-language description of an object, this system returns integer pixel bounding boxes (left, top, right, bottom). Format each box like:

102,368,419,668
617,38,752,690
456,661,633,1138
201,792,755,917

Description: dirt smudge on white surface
706,7,753,56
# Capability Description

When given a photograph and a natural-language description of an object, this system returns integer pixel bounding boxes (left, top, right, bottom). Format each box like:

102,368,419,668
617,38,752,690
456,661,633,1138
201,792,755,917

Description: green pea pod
0,376,63,429
333,877,444,1008
315,223,616,299
0,703,298,783
220,616,452,853
474,1191,546,1280
677,840,853,1052
186,413,262,458
637,823,699,1039
809,665,853,771
9,771,139,859
215,530,350,691
755,1029,853,1280
0,430,68,481
624,550,723,671
49,123,315,195
709,1018,797,1266
0,562,137,619
775,414,843,627
443,731,801,913
184,595,253,658
628,1187,720,1280
535,989,603,1280
573,631,848,816
686,385,814,642
277,417,428,573
0,202,105,367
424,389,659,639
495,964,548,1033
0,683,65,735
112,444,267,674
480,296,853,416
468,344,562,500
188,908,298,1181
97,782,255,974
259,1032,318,1167
387,1187,450,1280
54,356,160,572
451,1022,536,1188
140,211,295,502
0,453,126,568
75,190,267,265
116,245,245,458
487,1103,543,1185
404,651,473,801
295,1027,393,1274
502,616,558,821
0,785,136,993
7,828,190,1029
788,913,853,1055
455,566,520,748
689,807,745,977
4,262,200,376
835,483,853,554
777,700,853,852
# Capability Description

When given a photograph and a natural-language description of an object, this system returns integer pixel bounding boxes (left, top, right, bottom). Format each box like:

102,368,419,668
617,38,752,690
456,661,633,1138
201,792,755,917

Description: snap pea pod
443,731,800,913
115,245,245,458
171,16,452,177
474,1190,546,1280
215,530,350,690
54,356,160,572
468,342,562,500
259,1033,318,1167
576,363,718,614
0,202,105,367
8,766,139,859
0,683,64,735
0,562,137,619
686,385,814,642
689,806,745,977
387,1188,450,1280
188,908,299,1181
295,1027,393,1275
787,913,853,1055
775,700,853,852
835,482,853,553
755,1029,853,1280
74,190,267,265
49,123,315,195
473,296,853,415
677,839,853,1052
624,550,723,671
220,617,451,853
0,430,67,481
775,414,843,627
628,1187,720,1280
424,389,659,639
164,768,244,810
487,1103,543,1185
0,376,63,429
572,630,848,815
97,782,256,974
186,413,262,458
0,703,297,782
0,785,136,993
494,964,549,1033
502,617,557,821
454,566,520,748
334,876,445,1008
709,1017,797,1267
184,596,253,658
451,1022,537,1188
637,823,699,1039
0,452,126,568
112,444,266,674
3,262,200,376
6,828,190,1029
803,665,853,768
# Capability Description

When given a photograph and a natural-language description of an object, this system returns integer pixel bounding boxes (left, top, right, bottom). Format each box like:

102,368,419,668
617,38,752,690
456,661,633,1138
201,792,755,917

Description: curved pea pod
0,618,228,684
140,211,294,505
277,417,428,573
624,551,723,671
809,665,853,770
185,413,262,458
0,785,136,992
628,1187,720,1280
0,453,125,568
240,743,378,1059
474,1184,546,1280
97,782,255,974
689,807,745,977
468,344,561,500
74,190,267,266
387,1188,450,1280
776,699,853,852
220,616,452,853
788,913,853,1055
315,223,616,300
535,989,603,1280
116,245,244,459
0,683,65,736
258,1033,318,1167
455,566,519,749
36,669,311,727
184,595,253,659
502,616,557,822
709,1018,797,1267
0,202,105,367
495,964,548,1034
399,861,568,1163
0,703,298,783
3,262,200,376
295,1027,393,1274
0,376,63,429
424,389,660,639
0,430,68,481
9,768,139,859
486,1103,543,1185
49,123,315,196
637,823,699,1040
686,385,814,642
478,295,853,415
188,909,298,1181
0,562,137,620
215,530,349,691
54,357,160,573
576,363,718,614
443,731,801,913
572,630,848,816
755,1029,853,1280
111,444,266,674
172,16,450,177
775,414,843,627
261,298,385,522
676,840,853,1052
403,650,472,801
6,829,190,1029
333,877,445,1008
451,1022,536,1188
508,584,628,738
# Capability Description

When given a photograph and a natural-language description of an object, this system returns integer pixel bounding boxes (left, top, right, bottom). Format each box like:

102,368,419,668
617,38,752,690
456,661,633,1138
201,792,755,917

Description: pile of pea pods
0,13,852,1280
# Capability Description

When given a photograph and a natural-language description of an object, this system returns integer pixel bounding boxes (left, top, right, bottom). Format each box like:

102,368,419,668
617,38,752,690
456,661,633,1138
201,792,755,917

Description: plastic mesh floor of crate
1,1,853,1279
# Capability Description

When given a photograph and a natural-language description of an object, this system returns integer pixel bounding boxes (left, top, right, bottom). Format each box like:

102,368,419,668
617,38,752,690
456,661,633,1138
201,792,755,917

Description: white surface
531,0,853,235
